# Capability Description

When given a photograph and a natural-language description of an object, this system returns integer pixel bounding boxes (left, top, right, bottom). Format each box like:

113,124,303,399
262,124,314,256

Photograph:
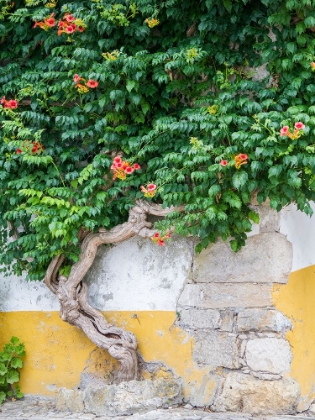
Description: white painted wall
280,203,315,272
0,205,314,312
0,236,193,312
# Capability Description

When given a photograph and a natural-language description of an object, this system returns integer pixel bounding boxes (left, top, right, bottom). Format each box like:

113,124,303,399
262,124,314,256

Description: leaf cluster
0,336,25,404
0,0,315,279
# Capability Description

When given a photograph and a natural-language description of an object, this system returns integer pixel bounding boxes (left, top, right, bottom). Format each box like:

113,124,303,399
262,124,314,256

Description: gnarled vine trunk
44,200,182,383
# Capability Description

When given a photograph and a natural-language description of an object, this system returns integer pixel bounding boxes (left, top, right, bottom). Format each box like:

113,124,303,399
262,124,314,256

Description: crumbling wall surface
1,203,315,415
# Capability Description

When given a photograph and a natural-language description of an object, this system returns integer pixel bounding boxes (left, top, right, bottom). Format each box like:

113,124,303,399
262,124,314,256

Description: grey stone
245,63,270,82
245,338,292,374
178,309,221,330
212,372,300,414
193,331,240,369
83,378,182,416
193,233,292,284
177,283,273,309
238,334,247,340
251,371,281,380
237,309,292,332
253,205,280,233
309,403,315,414
56,388,84,412
256,332,280,337
240,340,247,357
219,310,235,332
80,372,110,390
185,374,222,407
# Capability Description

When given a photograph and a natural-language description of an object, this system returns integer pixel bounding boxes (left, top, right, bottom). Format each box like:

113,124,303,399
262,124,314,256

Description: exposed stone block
237,309,292,332
193,233,292,284
177,283,273,309
56,388,84,412
178,308,221,330
186,374,222,407
83,378,182,416
245,338,292,374
219,310,235,332
254,205,280,233
212,372,300,414
193,331,240,369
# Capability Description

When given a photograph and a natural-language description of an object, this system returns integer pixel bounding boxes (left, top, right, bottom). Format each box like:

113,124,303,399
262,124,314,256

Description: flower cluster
73,74,98,94
234,153,248,169
219,154,248,169
280,122,305,140
33,12,85,34
111,156,140,180
16,141,45,155
33,13,56,30
151,232,171,247
0,96,18,109
102,50,119,61
145,17,159,28
140,184,157,198
58,13,85,35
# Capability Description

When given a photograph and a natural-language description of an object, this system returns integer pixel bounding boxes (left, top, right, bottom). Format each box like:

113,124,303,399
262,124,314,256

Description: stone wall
173,204,300,414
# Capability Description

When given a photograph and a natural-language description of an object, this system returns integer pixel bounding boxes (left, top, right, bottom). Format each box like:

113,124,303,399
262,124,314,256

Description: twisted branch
44,200,182,382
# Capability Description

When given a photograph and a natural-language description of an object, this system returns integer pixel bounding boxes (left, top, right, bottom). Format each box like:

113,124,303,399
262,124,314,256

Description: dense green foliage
1,0,315,280
0,336,25,403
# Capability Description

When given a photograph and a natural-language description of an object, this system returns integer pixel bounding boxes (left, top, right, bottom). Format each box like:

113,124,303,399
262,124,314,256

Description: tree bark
44,200,183,383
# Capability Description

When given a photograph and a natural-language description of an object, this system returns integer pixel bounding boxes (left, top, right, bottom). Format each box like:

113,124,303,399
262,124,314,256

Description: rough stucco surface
0,272,59,311
0,236,194,312
280,202,315,271
84,236,193,311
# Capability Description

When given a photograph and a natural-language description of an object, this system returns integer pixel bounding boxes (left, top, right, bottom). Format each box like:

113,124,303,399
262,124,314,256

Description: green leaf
16,390,24,399
232,171,248,189
248,210,260,224
10,358,23,369
0,363,8,376
223,0,232,13
6,370,19,384
230,239,238,252
10,337,20,346
208,184,221,197
0,391,6,404
126,79,137,92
